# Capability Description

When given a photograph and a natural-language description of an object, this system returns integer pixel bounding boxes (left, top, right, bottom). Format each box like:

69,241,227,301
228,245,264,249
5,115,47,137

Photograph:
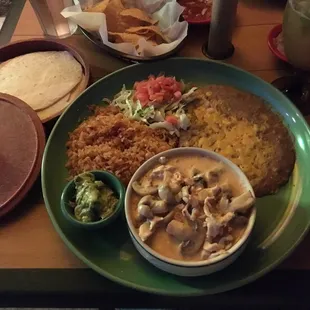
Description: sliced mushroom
158,184,175,203
220,181,232,198
192,173,204,182
139,195,168,215
137,204,153,219
205,163,224,184
132,181,157,196
171,171,183,184
162,210,176,225
151,165,176,178
166,220,194,241
169,181,182,194
181,186,190,203
138,222,153,242
149,216,164,231
229,191,255,213
138,195,154,205
190,181,205,194
151,201,169,215
179,226,206,256
190,167,201,178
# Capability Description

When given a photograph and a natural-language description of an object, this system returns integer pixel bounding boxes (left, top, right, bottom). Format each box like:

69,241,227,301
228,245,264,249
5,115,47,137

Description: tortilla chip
84,0,111,12
108,32,148,46
120,8,156,25
126,25,170,44
104,0,128,32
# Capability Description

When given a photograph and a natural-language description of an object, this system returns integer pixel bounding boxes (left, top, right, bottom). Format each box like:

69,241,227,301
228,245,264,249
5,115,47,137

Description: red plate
0,93,45,217
267,24,288,63
179,0,212,25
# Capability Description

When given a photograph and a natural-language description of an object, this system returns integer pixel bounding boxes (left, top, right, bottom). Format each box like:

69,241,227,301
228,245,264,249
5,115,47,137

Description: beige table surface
1,0,309,272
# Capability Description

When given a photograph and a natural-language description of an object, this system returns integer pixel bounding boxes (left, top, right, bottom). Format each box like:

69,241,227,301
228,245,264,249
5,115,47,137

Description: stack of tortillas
0,51,84,122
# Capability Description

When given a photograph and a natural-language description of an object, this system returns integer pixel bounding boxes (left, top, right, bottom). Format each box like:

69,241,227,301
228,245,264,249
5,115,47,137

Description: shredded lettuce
109,83,198,134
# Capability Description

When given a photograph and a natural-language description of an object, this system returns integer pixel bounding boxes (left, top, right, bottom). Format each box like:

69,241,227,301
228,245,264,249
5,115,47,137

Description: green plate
42,58,310,296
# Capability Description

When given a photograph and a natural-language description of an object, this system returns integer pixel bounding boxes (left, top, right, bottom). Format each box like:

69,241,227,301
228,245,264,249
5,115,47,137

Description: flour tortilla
38,76,86,122
0,51,83,111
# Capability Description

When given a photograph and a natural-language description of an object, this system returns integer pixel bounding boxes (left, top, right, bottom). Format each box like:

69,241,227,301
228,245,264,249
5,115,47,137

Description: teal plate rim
42,57,310,296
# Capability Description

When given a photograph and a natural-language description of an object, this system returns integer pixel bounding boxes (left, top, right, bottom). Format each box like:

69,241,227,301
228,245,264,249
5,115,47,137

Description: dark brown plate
0,38,90,123
0,93,45,217
79,27,185,63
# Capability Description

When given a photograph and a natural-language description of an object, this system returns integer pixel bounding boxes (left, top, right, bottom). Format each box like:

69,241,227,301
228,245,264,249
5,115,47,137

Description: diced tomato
134,75,183,106
135,92,149,106
174,91,182,100
165,115,179,125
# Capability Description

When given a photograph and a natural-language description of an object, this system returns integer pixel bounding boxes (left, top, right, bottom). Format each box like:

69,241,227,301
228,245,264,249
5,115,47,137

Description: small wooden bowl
0,38,90,123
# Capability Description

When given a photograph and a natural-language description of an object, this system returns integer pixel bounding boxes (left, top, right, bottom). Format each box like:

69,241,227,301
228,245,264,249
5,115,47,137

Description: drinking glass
30,0,77,39
283,0,310,70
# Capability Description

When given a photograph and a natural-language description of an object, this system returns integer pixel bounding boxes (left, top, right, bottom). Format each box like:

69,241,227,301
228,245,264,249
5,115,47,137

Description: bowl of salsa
179,0,212,24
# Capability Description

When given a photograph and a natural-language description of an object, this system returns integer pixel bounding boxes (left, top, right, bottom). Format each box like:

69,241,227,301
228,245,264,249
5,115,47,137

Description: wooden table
1,0,310,308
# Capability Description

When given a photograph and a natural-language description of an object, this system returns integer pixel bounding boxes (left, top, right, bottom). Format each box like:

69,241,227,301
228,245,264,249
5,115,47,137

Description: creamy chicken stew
130,155,255,262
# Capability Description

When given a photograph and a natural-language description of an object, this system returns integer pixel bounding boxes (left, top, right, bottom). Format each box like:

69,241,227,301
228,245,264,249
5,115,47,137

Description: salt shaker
203,0,238,60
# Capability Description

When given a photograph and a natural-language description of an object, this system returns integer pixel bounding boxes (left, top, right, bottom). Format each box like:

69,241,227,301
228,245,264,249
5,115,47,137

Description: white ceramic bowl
125,147,256,277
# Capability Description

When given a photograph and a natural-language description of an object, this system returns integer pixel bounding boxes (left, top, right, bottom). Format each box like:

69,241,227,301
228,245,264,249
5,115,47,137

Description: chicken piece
188,194,199,208
201,241,222,259
218,212,235,225
218,235,233,247
203,216,223,241
166,220,194,241
209,249,227,258
229,191,255,213
203,198,213,217
197,185,222,202
218,195,229,214
182,204,201,222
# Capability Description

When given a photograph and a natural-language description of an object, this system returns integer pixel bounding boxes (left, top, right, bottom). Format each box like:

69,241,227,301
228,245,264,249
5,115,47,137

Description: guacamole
72,172,118,223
